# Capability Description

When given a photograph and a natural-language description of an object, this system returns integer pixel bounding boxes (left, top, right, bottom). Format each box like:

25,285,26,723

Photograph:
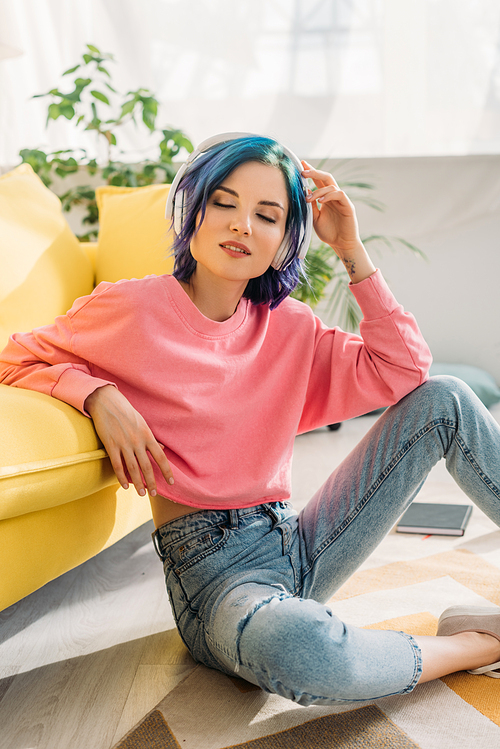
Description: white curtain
1,0,500,165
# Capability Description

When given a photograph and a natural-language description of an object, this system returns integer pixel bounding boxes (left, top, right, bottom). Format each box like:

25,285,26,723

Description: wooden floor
1,408,499,749
0,518,196,749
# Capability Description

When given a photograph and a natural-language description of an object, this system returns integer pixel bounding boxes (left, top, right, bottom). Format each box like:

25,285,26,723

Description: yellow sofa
0,164,173,611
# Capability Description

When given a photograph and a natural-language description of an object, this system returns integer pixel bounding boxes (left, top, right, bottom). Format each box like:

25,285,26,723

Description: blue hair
171,136,309,309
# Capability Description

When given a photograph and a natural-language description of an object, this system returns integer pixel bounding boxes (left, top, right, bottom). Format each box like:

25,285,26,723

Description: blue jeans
152,376,500,706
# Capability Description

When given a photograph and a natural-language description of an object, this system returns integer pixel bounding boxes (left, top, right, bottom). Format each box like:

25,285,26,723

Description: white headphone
165,132,313,270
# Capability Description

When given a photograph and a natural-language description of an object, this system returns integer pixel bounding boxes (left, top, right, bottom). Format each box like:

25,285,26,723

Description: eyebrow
216,185,285,212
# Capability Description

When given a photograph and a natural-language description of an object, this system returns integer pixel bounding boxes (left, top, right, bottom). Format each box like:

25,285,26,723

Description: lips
220,242,251,257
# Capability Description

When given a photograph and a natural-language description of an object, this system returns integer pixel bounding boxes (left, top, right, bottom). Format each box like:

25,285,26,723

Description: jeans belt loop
263,502,279,524
151,529,165,560
228,509,239,529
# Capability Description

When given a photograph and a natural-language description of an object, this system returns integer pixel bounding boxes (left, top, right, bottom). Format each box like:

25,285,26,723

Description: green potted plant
20,44,193,240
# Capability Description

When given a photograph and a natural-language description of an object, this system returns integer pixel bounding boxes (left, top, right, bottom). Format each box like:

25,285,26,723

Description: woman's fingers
107,444,131,491
307,185,353,213
120,439,175,498
301,161,339,189
150,441,175,487
300,163,360,251
302,162,351,216
122,446,149,496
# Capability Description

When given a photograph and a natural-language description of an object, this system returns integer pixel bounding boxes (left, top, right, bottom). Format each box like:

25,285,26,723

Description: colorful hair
170,135,309,309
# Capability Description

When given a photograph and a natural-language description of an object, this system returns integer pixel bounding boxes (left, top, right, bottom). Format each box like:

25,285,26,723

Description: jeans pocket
178,532,217,563
171,524,231,604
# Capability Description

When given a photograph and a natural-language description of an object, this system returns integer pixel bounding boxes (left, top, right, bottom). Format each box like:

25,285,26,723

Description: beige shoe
437,605,500,679
467,662,500,678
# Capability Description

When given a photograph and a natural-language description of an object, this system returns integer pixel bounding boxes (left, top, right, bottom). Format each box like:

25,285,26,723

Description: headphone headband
165,132,313,270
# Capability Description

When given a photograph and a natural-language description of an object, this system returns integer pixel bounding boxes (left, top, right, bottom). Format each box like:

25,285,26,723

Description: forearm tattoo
343,258,356,278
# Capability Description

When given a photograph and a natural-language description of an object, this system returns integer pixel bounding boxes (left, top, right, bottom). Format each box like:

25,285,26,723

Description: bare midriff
150,493,203,528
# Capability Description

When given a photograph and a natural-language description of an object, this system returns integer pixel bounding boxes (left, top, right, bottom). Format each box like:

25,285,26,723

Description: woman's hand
302,162,376,283
84,384,174,497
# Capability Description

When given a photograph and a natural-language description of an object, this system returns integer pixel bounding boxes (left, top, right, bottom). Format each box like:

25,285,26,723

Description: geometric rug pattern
114,547,500,749
116,705,422,748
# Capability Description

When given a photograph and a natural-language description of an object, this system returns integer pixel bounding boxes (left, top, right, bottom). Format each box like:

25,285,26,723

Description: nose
229,210,252,236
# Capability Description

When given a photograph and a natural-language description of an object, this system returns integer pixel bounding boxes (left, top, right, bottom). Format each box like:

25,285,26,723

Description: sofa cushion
95,183,175,284
0,164,94,350
0,384,117,520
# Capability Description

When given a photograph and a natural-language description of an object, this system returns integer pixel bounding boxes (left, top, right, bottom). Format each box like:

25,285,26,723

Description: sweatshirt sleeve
298,269,432,433
0,286,117,415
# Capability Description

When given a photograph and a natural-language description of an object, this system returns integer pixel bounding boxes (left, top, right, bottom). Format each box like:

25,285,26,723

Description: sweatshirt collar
164,275,250,337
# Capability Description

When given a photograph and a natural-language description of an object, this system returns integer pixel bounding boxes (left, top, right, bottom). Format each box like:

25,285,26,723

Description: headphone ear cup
173,189,185,235
271,234,291,270
271,216,310,270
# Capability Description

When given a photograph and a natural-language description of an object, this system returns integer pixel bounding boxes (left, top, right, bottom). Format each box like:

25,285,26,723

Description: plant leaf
74,77,92,87
362,234,427,260
291,243,335,305
59,103,75,119
120,99,136,117
339,181,375,190
324,269,362,332
353,196,386,212
141,97,158,130
47,103,60,120
91,90,110,105
62,65,80,76
105,131,117,146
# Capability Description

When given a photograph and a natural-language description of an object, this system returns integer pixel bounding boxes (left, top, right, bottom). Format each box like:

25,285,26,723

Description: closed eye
213,200,277,224
213,201,233,209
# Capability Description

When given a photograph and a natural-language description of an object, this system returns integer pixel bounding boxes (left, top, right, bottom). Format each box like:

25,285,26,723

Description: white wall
316,155,500,384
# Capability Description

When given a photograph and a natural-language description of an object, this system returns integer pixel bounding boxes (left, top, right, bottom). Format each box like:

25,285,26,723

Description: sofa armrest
0,384,117,521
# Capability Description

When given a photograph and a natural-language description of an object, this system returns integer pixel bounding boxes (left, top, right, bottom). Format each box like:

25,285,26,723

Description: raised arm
302,162,377,284
296,163,432,430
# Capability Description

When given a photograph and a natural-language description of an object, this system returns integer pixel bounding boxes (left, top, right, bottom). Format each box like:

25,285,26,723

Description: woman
1,133,500,705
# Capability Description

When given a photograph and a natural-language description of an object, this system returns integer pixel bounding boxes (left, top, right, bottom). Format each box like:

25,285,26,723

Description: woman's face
189,160,289,285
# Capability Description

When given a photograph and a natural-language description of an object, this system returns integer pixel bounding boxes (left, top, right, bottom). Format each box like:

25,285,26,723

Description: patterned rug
113,533,500,749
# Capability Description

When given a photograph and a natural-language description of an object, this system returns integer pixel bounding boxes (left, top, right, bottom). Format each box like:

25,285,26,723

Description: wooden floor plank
112,663,196,745
0,521,173,676
0,521,175,749
0,564,80,678
0,640,141,749
140,628,196,667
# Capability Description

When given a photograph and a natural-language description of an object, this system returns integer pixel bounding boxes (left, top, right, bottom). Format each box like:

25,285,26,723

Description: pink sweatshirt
0,271,431,509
